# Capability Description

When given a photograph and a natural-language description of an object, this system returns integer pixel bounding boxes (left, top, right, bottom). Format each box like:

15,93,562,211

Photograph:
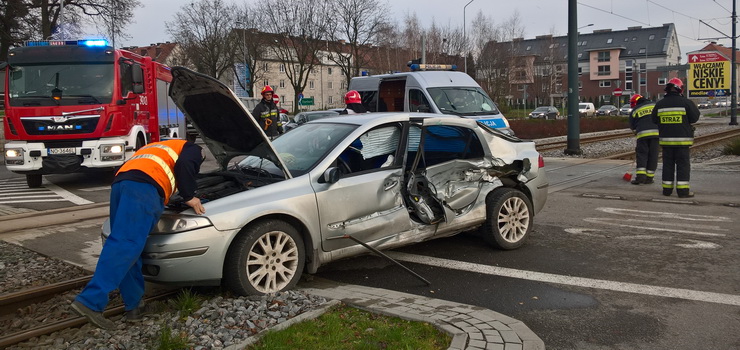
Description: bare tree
400,12,422,61
257,0,333,113
89,0,142,47
0,0,30,60
166,0,239,80
327,0,389,87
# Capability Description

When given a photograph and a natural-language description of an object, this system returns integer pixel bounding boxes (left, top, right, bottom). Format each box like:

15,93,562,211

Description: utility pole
565,0,581,155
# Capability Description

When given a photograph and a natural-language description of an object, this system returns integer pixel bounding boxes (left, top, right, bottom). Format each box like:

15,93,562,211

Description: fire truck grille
22,117,100,135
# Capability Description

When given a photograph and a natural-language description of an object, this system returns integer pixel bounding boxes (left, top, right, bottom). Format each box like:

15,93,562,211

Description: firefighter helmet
630,94,643,108
345,90,361,104
261,85,274,95
665,78,683,93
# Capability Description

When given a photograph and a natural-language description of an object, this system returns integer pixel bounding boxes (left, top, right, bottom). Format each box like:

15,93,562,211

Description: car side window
408,89,432,113
407,125,484,168
337,124,401,175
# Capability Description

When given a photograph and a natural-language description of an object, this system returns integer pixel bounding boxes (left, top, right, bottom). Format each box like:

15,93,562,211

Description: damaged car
103,67,549,296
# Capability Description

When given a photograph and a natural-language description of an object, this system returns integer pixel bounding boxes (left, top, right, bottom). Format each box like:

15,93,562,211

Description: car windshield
599,105,614,110
306,112,338,121
579,104,589,109
237,123,356,177
427,87,499,116
8,63,114,107
533,107,550,112
621,104,630,109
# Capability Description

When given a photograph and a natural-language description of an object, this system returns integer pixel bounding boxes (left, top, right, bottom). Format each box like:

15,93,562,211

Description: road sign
715,89,726,96
273,94,280,104
298,93,304,101
688,51,731,98
612,88,623,96
299,97,314,106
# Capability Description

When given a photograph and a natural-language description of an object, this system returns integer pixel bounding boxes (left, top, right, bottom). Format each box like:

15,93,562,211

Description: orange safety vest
116,139,187,204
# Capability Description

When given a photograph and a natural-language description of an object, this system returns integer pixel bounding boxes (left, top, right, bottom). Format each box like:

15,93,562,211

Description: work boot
631,174,646,185
677,190,695,198
71,300,116,330
644,177,655,184
124,302,157,322
662,188,673,196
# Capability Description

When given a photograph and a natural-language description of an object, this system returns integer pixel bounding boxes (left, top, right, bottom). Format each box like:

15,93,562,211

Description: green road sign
299,97,314,106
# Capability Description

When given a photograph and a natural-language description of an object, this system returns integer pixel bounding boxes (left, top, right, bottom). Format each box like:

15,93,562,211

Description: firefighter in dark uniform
338,90,368,114
71,140,205,329
650,78,700,198
251,85,280,139
628,94,658,185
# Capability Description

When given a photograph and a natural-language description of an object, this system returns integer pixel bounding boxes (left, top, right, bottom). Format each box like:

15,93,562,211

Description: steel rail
0,275,92,317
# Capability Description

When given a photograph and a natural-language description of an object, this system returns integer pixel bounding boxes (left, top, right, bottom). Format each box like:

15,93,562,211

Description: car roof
308,112,459,127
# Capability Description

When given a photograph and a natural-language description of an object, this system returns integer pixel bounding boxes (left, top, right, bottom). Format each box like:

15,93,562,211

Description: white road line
0,188,48,193
596,207,731,222
0,199,73,204
386,252,740,307
79,186,111,192
43,180,93,205
0,194,62,199
583,218,726,237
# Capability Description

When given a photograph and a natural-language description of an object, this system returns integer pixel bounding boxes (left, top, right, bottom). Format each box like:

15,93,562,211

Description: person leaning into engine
628,94,658,185
650,77,700,198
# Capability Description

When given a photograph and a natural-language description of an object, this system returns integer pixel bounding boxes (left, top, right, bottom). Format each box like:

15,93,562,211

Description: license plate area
48,147,76,155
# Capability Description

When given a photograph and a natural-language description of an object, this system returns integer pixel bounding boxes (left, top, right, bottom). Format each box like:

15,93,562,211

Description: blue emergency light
24,39,110,47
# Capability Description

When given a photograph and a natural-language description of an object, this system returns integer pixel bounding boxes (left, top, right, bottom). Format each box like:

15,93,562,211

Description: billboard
688,52,730,98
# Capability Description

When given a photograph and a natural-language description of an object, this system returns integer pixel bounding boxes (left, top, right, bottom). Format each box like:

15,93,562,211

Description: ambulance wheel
223,220,305,296
26,174,42,188
481,187,533,250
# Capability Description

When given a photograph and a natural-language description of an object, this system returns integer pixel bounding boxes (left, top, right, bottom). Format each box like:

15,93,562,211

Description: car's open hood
169,67,291,178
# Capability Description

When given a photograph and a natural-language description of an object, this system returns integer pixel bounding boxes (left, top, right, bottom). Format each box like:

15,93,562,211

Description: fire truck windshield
8,63,114,107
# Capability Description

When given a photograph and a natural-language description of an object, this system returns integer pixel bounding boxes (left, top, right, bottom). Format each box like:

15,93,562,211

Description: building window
626,60,633,68
328,67,332,75
309,81,315,89
328,96,333,104
328,81,333,89
598,51,611,62
649,34,655,40
639,48,646,54
640,77,647,86
578,53,583,58
582,40,587,46
578,81,583,90
607,38,613,44
263,80,269,86
624,37,629,42
626,81,633,90
632,36,637,41
639,63,646,72
279,80,285,88
279,64,285,72
658,77,667,85
526,46,531,51
517,84,526,91
578,67,583,76
598,65,611,75
262,63,269,71
599,81,611,88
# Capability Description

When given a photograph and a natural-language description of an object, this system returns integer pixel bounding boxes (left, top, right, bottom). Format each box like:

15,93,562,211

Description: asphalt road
1,148,738,349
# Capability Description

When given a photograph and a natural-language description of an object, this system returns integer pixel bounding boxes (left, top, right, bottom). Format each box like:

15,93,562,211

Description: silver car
104,67,548,296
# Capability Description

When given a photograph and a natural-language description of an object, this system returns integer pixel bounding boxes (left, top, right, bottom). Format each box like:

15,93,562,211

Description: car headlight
101,143,125,161
5,148,24,165
152,214,213,234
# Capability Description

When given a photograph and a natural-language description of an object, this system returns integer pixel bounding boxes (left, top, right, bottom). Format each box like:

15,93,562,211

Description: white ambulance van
348,64,513,134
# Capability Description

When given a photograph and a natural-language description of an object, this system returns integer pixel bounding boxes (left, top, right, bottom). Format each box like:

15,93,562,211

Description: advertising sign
688,51,731,98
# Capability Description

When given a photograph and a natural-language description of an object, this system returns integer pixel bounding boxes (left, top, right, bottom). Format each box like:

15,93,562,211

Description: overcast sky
97,0,734,62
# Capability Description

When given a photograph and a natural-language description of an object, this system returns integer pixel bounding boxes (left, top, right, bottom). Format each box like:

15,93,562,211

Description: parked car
528,106,560,120
101,67,548,296
714,100,729,107
578,102,596,117
283,110,340,132
596,105,619,116
619,104,633,116
697,101,712,109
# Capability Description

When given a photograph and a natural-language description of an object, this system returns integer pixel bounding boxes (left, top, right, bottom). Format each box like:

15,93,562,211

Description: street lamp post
236,21,249,97
463,0,474,75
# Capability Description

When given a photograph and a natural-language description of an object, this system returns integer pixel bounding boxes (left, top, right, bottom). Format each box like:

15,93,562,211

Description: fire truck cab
2,40,186,187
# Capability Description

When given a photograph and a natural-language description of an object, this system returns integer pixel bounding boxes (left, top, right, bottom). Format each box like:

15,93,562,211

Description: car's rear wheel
481,188,533,250
224,220,305,295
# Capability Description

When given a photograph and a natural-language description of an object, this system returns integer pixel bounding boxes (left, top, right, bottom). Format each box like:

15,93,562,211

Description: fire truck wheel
135,134,146,150
26,174,42,188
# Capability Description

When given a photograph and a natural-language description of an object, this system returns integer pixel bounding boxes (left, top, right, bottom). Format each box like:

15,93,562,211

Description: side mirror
319,167,340,184
132,64,144,94
0,62,7,69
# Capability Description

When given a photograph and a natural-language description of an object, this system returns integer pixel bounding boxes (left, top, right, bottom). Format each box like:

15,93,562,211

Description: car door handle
383,180,398,191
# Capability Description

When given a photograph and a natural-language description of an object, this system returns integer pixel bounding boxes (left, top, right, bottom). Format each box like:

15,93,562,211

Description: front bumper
4,139,128,174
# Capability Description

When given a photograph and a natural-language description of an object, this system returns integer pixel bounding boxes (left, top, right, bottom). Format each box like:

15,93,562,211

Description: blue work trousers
75,180,164,312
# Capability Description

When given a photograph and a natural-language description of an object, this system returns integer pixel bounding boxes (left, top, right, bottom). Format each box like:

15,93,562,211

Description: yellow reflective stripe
633,106,653,118
662,182,674,189
636,130,659,138
128,154,176,191
139,144,180,163
659,138,693,146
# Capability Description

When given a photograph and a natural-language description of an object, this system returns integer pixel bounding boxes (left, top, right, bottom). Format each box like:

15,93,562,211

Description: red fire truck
2,40,187,188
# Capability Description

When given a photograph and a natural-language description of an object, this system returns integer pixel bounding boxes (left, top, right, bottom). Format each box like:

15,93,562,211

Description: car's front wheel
481,188,533,250
224,220,305,295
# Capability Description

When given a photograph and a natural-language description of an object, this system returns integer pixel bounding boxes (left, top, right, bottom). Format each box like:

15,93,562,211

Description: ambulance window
408,89,431,113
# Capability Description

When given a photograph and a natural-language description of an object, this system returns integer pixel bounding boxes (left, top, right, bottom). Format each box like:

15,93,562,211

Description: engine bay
167,170,282,211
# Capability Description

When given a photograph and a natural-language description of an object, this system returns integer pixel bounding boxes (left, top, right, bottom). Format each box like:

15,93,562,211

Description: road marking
564,228,722,249
582,218,725,237
0,178,92,206
79,186,111,192
44,180,93,205
387,252,740,306
596,207,731,222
